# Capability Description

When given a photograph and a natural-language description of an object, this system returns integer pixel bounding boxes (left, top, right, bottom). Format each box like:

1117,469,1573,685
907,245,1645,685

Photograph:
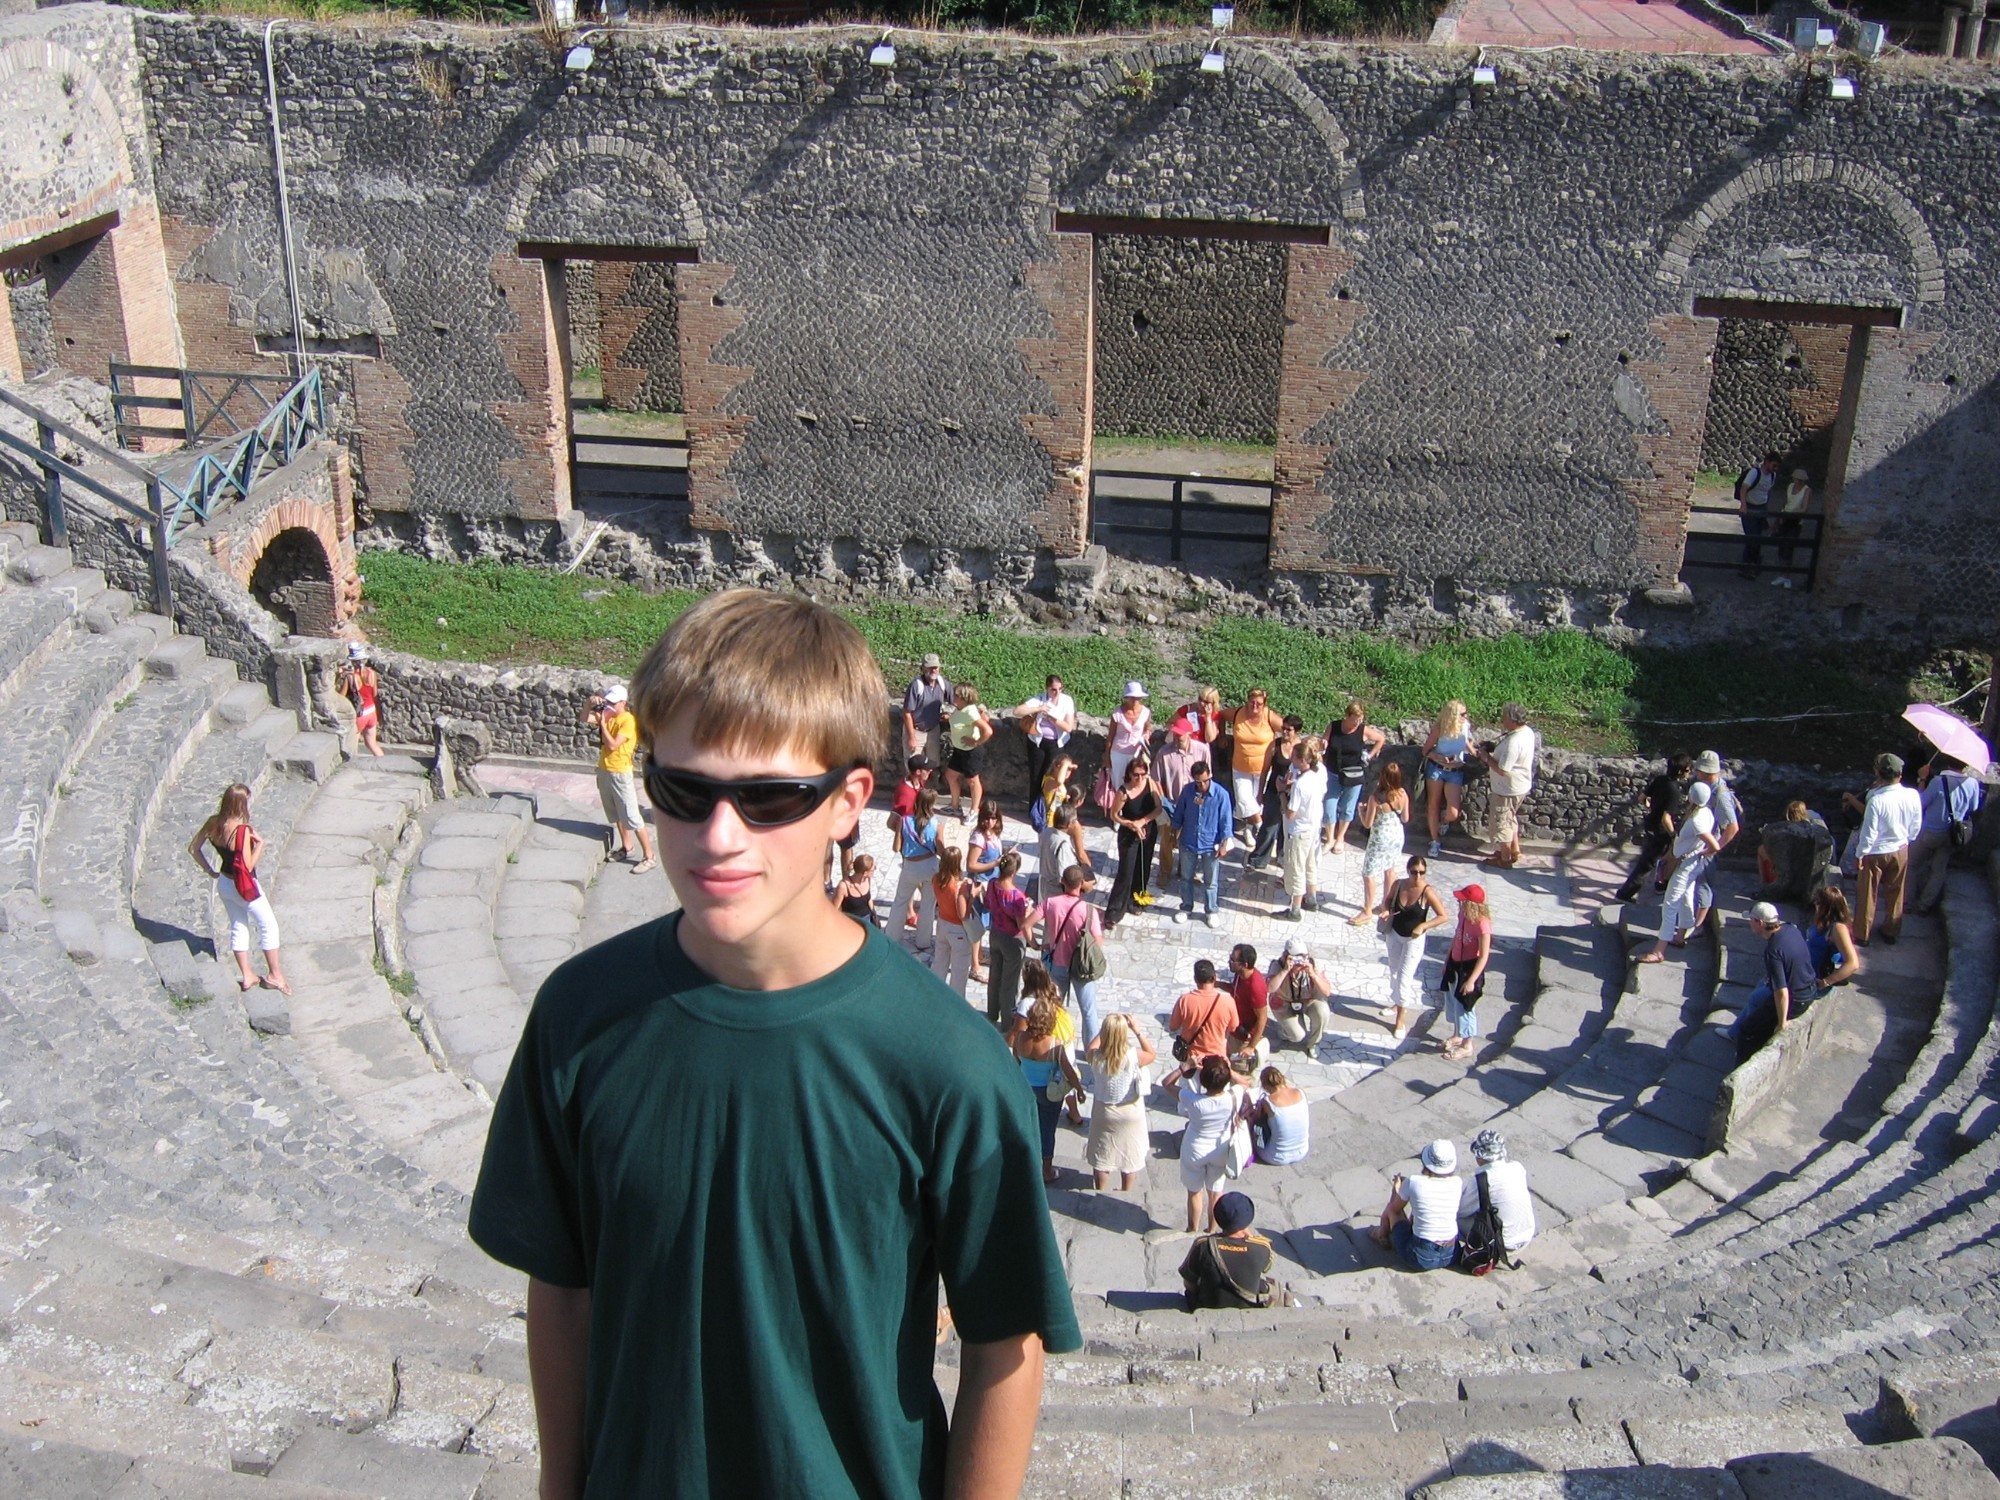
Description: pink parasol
1901,702,1993,776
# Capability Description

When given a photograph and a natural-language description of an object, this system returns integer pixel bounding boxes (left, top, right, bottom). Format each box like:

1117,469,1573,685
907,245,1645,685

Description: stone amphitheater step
494,793,605,1001
399,795,539,1101
1409,1436,2000,1498
270,758,494,1192
0,1201,536,1495
1877,1347,2000,1471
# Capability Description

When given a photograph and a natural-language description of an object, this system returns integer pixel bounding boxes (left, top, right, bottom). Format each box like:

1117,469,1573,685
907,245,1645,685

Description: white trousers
218,877,281,952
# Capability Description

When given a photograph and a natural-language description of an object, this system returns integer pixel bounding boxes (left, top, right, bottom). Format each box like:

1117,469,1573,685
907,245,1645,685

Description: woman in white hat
1106,681,1153,792
338,642,383,758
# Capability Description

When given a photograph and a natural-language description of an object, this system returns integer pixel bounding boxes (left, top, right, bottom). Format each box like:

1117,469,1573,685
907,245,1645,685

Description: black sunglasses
642,761,862,828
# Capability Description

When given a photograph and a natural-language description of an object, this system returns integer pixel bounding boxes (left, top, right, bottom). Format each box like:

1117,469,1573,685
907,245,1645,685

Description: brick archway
211,488,359,636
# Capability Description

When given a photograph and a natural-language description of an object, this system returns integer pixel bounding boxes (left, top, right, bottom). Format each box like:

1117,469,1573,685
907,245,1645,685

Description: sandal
261,976,293,996
1635,951,1665,965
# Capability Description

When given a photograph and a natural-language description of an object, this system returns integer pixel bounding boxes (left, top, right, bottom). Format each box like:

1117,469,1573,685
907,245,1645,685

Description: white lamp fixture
564,43,595,70
1200,47,1226,74
1471,63,1497,86
1211,5,1235,28
1815,25,1836,46
1828,75,1856,99
869,32,896,67
550,0,577,23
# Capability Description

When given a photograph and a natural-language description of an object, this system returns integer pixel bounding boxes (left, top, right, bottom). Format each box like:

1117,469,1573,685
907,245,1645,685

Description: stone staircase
0,518,1997,1493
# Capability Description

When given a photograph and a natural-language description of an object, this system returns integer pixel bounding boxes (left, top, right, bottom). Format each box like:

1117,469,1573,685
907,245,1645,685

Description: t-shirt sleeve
467,1004,590,1289
925,1063,1081,1353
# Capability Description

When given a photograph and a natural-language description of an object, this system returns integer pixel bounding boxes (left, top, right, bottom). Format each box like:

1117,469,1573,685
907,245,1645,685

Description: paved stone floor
1448,0,1768,52
484,760,1577,1300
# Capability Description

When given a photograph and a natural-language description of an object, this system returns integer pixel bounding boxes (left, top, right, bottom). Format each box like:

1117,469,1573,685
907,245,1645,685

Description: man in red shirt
1168,959,1239,1083
1227,943,1270,1073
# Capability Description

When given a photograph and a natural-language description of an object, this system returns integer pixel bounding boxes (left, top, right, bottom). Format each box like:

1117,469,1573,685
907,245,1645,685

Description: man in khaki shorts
1476,703,1537,870
586,684,656,873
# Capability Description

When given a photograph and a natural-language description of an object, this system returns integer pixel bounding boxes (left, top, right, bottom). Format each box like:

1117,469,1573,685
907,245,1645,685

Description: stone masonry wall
107,18,2000,644
1700,317,1853,479
1092,235,1285,445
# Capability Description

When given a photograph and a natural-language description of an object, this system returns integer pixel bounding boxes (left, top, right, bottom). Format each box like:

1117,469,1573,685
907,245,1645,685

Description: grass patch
1190,619,1635,751
356,556,1165,708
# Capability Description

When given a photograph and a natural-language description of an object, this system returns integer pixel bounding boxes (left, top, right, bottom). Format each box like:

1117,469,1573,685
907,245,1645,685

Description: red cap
1453,884,1486,903
1167,715,1197,737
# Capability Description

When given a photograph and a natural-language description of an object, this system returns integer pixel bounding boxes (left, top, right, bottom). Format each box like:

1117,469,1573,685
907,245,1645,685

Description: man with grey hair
1458,1128,1535,1258
901,652,952,766
1475,704,1537,869
1691,750,1741,853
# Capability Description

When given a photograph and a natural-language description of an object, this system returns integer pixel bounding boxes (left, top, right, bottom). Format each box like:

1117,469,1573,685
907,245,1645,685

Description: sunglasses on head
642,761,862,827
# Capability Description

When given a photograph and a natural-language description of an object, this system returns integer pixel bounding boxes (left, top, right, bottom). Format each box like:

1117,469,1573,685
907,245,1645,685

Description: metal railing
0,368,327,616
1680,504,1823,590
108,361,298,450
1089,468,1275,565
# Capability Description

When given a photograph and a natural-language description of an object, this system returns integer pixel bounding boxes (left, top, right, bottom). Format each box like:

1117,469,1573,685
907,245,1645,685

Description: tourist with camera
1265,939,1333,1057
583,684,655,873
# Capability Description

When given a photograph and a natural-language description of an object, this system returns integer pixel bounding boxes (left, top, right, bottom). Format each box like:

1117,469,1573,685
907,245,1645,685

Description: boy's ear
829,766,875,840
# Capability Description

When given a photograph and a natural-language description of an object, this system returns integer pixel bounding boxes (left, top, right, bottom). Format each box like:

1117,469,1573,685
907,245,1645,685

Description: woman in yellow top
1226,688,1285,843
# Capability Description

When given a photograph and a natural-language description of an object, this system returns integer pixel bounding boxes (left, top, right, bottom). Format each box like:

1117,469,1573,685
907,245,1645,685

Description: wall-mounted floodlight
550,0,577,23
1790,15,1819,47
1211,5,1234,28
1828,74,1856,99
565,43,595,70
1815,25,1836,46
1471,63,1497,86
1200,47,1226,74
869,32,896,66
602,0,629,20
1855,20,1885,55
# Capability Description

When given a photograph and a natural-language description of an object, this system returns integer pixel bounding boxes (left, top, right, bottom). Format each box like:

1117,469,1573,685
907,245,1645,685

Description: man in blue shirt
1170,760,1236,926
1912,757,1982,915
1729,900,1820,1064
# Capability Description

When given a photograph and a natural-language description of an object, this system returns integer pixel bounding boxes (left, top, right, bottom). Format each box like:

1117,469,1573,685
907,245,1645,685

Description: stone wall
43,15,1993,646
1700,317,1852,480
1092,235,1284,445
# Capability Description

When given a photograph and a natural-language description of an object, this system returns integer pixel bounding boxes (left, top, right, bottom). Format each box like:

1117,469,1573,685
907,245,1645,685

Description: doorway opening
1066,214,1325,579
523,242,696,520
249,526,338,637
1680,297,1898,594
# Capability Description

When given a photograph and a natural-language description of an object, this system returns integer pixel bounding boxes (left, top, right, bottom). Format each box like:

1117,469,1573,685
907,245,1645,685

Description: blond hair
1434,700,1469,740
631,590,884,772
1097,1014,1133,1076
1459,899,1491,924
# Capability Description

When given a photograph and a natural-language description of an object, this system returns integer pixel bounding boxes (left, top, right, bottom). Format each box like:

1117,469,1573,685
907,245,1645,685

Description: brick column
41,202,183,448
1269,245,1365,571
1624,313,1721,590
489,253,570,523
676,261,751,532
1017,233,1093,558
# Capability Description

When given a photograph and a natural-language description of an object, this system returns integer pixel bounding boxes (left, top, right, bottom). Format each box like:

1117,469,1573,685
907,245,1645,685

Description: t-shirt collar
654,913,890,1030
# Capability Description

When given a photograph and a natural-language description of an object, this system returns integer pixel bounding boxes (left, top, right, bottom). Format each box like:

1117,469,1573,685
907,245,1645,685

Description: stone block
420,838,507,874
51,908,103,965
267,1426,490,1499
181,1327,396,1432
143,635,207,680
242,986,292,1036
403,895,494,937
1415,1470,1743,1499
1727,1437,2000,1500
1627,1406,1856,1469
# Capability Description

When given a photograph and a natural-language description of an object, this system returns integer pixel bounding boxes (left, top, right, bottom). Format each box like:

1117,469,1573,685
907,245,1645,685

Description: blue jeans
1392,1219,1457,1271
1324,781,1364,830
1050,962,1104,1046
1179,848,1221,915
1031,1090,1062,1165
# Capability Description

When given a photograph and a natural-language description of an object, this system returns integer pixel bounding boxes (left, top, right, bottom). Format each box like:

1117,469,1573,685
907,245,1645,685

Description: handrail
1,367,329,615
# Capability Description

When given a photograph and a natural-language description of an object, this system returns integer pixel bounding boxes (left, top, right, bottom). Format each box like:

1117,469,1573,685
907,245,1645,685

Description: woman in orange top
930,847,980,998
1226,688,1285,843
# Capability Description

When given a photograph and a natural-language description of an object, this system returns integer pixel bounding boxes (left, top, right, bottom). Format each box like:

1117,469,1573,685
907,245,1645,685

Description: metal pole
180,371,197,447
1171,479,1184,563
263,20,308,379
36,421,67,548
147,479,174,618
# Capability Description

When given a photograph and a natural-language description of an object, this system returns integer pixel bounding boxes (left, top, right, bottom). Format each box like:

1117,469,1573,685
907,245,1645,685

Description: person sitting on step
1178,1192,1277,1310
1457,1129,1535,1262
1370,1139,1461,1271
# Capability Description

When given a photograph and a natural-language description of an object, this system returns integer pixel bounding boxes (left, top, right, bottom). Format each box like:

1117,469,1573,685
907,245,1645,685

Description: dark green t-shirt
468,914,1081,1499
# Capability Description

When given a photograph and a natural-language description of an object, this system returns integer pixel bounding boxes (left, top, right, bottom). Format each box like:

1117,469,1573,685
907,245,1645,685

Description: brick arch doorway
249,525,339,637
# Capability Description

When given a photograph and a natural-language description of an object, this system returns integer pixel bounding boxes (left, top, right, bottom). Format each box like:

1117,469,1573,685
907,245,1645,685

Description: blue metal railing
0,368,328,615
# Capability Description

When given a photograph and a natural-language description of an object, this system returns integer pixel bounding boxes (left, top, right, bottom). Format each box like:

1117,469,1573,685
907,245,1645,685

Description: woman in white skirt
1639,782,1721,964
1379,854,1446,1040
187,782,290,995
1085,1013,1157,1191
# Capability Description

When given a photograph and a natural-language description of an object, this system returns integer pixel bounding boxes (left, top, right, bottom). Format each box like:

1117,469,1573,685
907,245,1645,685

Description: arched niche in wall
504,136,707,253
1028,43,1362,230
0,38,132,248
1658,154,1944,312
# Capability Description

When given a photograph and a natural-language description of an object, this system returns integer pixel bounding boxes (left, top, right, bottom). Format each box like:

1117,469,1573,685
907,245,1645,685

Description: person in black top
1615,753,1692,904
1178,1192,1277,1310
1248,716,1304,869
1104,752,1161,928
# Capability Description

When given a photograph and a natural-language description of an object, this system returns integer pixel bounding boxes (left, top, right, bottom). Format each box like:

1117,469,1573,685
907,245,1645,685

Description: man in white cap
1265,938,1333,1057
1371,1139,1461,1271
901,653,952,768
1729,900,1820,1063
584,683,655,873
1691,750,1740,852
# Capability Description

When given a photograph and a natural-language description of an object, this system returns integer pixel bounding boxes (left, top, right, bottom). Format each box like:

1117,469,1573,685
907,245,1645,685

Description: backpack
1945,773,1980,850
1049,900,1108,984
1459,1170,1508,1277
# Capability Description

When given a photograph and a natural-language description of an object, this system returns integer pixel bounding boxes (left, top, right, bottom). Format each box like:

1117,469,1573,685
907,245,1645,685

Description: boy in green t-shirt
470,590,1079,1499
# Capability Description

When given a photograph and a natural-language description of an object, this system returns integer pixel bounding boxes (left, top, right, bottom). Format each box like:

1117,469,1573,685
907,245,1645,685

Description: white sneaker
1173,911,1190,925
